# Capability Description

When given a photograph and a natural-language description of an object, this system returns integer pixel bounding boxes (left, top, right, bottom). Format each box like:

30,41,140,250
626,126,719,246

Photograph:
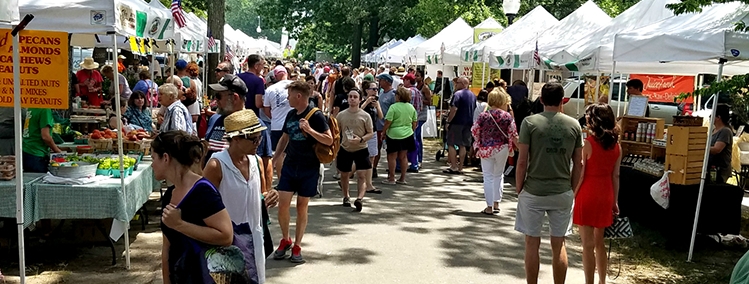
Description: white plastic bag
650,171,671,209
422,106,438,138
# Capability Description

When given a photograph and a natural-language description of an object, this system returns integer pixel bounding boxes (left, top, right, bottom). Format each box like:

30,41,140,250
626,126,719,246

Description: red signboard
629,74,695,103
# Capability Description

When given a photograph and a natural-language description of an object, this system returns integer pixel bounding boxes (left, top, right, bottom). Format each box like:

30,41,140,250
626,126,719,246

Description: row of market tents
363,0,749,76
4,0,283,57
366,0,749,263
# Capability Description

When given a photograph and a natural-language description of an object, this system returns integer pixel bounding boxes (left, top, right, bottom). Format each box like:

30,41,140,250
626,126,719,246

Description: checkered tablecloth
28,162,155,228
0,173,46,225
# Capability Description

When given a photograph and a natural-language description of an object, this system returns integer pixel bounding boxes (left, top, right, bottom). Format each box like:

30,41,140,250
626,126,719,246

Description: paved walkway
265,157,591,284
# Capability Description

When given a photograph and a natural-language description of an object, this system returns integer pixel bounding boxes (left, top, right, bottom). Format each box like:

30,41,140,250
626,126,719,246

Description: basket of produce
673,116,703,127
48,161,98,179
0,164,14,180
0,155,15,164
113,130,150,153
88,129,123,151
74,133,89,145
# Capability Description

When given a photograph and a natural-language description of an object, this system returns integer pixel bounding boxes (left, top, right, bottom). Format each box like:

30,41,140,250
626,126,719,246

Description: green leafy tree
225,0,282,43
159,0,207,18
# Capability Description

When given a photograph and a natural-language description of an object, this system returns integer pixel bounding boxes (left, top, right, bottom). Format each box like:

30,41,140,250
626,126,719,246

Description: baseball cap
324,66,330,73
376,73,393,84
209,74,248,96
273,65,288,78
175,59,188,70
402,73,416,82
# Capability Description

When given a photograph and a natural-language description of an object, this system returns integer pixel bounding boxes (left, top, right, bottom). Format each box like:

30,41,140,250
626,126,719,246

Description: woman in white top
203,109,279,284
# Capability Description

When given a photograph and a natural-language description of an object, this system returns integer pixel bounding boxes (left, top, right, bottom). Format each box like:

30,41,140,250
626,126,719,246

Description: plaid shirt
409,86,422,114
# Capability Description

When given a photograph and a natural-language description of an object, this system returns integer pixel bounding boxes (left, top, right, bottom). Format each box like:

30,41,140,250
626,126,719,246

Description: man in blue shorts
272,81,333,263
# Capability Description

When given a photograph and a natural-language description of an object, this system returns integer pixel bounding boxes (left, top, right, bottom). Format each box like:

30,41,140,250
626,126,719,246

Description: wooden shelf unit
618,116,665,160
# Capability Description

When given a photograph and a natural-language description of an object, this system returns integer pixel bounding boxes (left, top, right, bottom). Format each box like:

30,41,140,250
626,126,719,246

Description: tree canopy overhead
159,0,637,63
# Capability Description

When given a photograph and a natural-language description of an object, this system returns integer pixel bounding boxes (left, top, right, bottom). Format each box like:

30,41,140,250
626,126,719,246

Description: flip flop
366,189,383,194
381,180,396,185
396,180,408,185
480,210,496,215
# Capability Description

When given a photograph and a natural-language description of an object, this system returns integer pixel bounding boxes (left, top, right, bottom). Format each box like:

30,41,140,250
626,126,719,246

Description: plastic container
95,168,111,176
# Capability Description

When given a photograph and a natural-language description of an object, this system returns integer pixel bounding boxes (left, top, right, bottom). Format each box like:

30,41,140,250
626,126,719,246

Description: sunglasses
367,87,378,91
236,134,262,143
215,68,230,73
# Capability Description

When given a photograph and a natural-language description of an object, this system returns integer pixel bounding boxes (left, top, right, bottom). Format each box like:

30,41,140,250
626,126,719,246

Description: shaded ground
0,137,745,283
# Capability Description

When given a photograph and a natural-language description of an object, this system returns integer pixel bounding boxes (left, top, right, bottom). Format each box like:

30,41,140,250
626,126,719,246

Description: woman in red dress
573,103,622,284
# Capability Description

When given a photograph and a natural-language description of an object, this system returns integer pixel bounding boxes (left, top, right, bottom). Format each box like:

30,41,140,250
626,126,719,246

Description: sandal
366,189,383,194
442,169,463,175
381,180,396,185
396,180,408,185
480,210,496,215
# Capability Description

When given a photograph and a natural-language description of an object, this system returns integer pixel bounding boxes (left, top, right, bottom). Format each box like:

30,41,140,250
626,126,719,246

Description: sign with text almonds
629,74,695,104
0,29,69,109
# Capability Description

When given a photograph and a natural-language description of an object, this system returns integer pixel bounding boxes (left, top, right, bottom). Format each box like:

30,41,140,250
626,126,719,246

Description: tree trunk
352,21,363,68
367,15,379,53
207,0,226,93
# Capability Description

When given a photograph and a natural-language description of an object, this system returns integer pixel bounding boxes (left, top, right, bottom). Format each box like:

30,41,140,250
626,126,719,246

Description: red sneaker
273,238,292,260
290,245,305,263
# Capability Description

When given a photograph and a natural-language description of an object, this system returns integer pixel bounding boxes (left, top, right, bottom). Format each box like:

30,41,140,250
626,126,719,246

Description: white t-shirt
392,75,403,89
263,80,293,131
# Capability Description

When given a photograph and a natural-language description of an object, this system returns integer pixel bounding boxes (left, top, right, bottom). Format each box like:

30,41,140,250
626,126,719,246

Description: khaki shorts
515,190,573,237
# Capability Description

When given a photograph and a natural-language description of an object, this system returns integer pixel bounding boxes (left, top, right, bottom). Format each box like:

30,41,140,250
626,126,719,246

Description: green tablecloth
28,162,155,228
0,173,46,223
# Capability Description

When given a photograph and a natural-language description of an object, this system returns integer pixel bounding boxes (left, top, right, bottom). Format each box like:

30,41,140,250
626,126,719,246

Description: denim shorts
277,162,320,198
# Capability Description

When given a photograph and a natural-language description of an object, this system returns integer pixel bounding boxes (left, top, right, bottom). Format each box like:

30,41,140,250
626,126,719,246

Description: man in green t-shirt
514,82,583,284
22,108,62,172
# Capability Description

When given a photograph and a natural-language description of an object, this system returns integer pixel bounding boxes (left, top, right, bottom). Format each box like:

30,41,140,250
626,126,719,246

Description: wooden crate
621,141,652,157
665,153,705,185
666,126,708,156
619,116,665,142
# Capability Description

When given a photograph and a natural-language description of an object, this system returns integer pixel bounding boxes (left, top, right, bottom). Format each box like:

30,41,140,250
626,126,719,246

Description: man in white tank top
203,109,278,283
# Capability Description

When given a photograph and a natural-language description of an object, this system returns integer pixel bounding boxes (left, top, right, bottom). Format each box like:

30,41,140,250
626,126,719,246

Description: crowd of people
4,49,740,284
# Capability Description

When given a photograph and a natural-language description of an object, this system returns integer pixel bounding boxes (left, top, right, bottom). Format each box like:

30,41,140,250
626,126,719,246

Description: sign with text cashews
0,29,70,109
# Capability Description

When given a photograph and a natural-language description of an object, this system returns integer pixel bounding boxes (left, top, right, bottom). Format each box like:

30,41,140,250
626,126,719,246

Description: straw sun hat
223,109,267,139
80,57,99,70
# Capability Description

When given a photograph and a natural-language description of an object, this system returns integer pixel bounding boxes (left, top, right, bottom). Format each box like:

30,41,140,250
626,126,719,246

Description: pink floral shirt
471,108,517,158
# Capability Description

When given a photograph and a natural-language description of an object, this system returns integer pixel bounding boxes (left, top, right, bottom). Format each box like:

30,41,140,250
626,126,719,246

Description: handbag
605,216,633,280
604,216,633,239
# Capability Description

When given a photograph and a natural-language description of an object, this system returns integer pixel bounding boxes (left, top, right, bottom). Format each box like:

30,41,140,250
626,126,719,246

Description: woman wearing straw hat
75,57,104,106
204,109,278,284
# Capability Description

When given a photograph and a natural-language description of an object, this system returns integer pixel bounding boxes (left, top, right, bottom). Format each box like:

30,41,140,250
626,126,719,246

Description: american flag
207,29,216,50
534,40,540,66
171,0,187,28
225,45,234,61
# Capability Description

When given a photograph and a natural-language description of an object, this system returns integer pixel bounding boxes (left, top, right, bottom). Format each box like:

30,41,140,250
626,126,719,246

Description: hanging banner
115,1,174,40
473,28,503,43
0,29,69,109
0,0,19,23
471,62,486,89
629,74,695,103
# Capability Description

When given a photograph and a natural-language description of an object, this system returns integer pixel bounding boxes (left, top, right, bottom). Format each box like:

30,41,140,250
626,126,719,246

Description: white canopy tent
613,2,749,75
385,35,426,64
255,37,284,57
465,7,557,67
364,39,398,63
612,1,749,262
370,39,404,64
542,0,678,72
491,1,610,69
440,17,503,66
407,17,472,65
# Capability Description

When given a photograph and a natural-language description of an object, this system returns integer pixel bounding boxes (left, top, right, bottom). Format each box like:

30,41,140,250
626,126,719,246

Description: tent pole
608,62,616,104
687,59,726,262
438,59,444,139
112,34,130,270
616,73,624,117
482,62,487,89
576,72,582,118
594,73,601,105
13,25,26,284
